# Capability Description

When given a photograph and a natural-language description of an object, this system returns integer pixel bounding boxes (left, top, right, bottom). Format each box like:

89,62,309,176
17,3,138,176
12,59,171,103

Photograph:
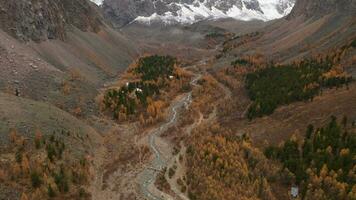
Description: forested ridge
245,59,352,119
265,117,356,199
102,55,190,123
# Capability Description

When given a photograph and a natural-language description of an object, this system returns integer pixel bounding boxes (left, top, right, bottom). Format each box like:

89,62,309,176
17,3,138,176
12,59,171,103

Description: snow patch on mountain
90,0,103,6
134,0,295,25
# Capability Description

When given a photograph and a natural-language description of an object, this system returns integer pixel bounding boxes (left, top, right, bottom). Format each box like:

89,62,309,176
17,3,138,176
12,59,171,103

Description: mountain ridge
102,0,296,28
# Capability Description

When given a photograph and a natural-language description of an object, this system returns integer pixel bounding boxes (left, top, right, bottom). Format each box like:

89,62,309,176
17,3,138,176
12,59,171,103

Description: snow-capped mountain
103,0,295,27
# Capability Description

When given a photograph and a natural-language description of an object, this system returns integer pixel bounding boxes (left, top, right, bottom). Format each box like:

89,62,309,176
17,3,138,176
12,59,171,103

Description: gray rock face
103,0,155,27
103,0,296,27
0,0,102,42
243,0,263,13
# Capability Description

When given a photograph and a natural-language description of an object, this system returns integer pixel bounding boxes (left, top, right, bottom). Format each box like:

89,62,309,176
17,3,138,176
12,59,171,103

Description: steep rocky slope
0,0,137,108
0,0,102,42
217,0,356,64
289,0,356,18
0,1,138,198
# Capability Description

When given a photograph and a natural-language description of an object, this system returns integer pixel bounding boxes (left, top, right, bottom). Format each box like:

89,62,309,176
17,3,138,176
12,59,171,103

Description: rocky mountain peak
102,0,296,28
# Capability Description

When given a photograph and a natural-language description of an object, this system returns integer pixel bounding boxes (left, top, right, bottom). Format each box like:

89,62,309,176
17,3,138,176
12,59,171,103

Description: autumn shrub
78,187,90,199
155,167,170,192
15,149,23,163
0,168,7,181
30,171,42,188
46,144,56,162
20,193,29,200
351,39,356,48
34,130,43,149
168,167,175,179
231,58,250,67
47,184,56,198
54,167,69,193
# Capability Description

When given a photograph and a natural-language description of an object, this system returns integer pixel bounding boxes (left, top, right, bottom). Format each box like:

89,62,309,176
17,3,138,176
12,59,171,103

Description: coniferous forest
103,55,181,120
265,117,356,199
245,59,352,119
134,55,176,81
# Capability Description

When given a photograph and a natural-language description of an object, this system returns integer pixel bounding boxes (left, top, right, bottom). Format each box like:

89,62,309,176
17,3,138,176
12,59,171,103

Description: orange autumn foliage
186,124,280,200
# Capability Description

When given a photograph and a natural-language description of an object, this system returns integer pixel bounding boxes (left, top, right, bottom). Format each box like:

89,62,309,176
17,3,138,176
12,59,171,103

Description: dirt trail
215,78,233,100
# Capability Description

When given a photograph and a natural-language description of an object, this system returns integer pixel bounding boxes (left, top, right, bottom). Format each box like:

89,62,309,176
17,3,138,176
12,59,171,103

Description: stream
137,74,201,200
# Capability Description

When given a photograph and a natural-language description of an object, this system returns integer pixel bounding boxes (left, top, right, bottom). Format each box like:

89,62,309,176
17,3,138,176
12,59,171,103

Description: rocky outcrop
102,0,155,28
0,0,103,41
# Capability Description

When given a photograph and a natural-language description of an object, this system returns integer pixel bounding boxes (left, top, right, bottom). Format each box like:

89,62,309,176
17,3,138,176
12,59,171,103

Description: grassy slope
215,14,355,67
210,12,356,147
31,26,138,86
0,92,101,155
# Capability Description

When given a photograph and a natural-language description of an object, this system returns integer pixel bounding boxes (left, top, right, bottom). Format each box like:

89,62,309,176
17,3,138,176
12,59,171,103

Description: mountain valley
0,0,355,200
